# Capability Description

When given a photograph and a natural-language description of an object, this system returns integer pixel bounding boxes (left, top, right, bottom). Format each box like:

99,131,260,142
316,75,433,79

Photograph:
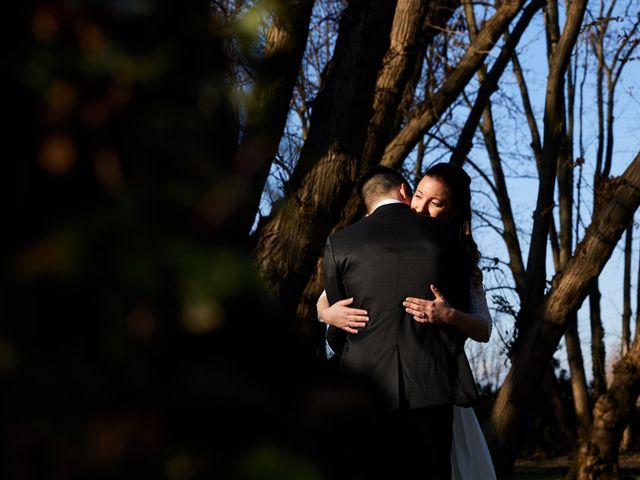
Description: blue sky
462,3,640,385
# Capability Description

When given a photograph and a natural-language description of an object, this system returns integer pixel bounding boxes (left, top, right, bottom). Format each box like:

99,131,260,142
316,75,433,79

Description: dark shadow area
3,2,395,478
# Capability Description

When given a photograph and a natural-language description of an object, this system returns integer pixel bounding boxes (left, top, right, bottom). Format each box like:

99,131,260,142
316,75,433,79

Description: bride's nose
412,199,430,216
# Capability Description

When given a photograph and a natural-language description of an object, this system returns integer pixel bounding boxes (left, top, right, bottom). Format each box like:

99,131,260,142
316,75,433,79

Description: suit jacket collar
369,202,411,216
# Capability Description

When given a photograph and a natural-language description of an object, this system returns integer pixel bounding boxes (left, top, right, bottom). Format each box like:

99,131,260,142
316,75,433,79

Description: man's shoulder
329,215,370,241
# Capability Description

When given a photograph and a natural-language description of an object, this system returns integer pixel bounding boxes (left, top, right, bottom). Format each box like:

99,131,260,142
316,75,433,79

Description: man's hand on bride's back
320,298,369,334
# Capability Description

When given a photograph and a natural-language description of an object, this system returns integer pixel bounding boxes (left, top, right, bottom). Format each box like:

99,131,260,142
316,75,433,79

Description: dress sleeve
317,290,328,323
469,282,492,339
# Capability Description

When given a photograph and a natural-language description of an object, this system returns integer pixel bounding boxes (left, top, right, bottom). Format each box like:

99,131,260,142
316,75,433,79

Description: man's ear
399,183,412,205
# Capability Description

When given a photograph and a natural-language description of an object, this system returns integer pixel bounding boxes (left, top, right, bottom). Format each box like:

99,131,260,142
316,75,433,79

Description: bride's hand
319,297,369,334
403,284,453,325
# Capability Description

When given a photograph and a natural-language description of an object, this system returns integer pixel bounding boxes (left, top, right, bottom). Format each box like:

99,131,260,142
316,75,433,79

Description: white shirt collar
370,198,403,213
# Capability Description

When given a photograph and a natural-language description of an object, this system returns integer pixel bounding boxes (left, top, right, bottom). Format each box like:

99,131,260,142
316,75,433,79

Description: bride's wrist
445,306,457,325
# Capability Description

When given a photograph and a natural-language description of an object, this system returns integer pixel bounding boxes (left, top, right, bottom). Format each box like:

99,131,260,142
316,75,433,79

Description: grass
513,467,640,480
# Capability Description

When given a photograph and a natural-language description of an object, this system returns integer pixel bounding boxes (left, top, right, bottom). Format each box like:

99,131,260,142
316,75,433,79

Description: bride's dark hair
423,163,483,286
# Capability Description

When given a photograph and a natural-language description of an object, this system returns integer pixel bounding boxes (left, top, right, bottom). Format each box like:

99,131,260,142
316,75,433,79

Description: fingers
430,284,444,300
404,297,428,306
404,305,427,320
341,306,369,333
343,318,368,333
403,299,431,310
345,314,368,329
346,322,367,329
336,298,368,316
403,299,435,324
336,297,355,306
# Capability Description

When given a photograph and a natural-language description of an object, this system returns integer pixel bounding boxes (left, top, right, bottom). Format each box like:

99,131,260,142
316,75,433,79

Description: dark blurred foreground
2,2,398,478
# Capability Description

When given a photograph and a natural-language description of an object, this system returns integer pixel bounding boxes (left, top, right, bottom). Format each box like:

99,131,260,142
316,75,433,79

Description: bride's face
411,175,454,219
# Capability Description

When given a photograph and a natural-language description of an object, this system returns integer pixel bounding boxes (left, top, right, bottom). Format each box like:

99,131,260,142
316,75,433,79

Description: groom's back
324,202,474,408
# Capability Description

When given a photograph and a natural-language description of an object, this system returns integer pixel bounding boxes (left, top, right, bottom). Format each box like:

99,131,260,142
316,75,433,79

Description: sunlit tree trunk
587,0,615,401
622,223,633,356
572,332,640,479
513,0,586,344
485,0,589,470
619,221,633,452
566,316,593,439
293,0,452,332
559,17,592,441
590,281,608,396
253,0,398,316
381,0,528,169
486,151,640,478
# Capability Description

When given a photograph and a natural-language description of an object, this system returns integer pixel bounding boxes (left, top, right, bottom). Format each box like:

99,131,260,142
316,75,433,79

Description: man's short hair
357,166,411,211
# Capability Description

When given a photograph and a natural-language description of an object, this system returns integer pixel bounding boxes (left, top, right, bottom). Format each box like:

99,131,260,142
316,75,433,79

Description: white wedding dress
451,283,496,480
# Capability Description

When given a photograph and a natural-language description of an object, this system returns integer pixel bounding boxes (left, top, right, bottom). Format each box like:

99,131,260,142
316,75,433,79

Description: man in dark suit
323,167,478,479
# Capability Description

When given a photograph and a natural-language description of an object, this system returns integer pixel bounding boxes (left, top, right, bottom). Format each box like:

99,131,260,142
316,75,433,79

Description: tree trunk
253,0,398,315
572,334,640,479
381,0,527,169
542,365,576,447
360,0,435,171
556,15,593,442
446,1,537,299
514,0,587,343
292,0,460,329
565,314,593,439
622,222,633,356
485,151,640,479
220,0,314,241
590,279,608,397
619,221,633,452
289,0,457,329
450,0,544,169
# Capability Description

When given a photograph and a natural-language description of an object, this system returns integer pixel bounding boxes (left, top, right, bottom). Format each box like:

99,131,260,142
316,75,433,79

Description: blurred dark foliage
2,1,394,479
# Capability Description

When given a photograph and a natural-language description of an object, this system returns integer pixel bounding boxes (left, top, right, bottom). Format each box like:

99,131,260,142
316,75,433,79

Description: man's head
357,167,412,213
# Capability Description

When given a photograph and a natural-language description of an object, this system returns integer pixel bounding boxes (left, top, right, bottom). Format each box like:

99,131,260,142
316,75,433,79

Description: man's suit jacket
323,202,478,409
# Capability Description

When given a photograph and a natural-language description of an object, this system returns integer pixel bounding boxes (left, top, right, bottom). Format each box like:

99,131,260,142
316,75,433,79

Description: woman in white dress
317,163,496,480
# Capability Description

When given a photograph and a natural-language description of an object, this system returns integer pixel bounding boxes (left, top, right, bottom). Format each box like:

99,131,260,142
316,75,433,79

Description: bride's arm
317,290,369,334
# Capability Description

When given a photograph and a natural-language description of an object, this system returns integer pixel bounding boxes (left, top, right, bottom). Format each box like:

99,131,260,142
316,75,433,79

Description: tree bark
572,333,640,479
381,0,528,169
456,0,533,297
565,314,593,439
485,151,640,478
450,0,544,168
293,0,460,330
541,365,576,447
513,0,587,343
622,222,633,356
557,16,593,441
219,0,314,241
360,0,435,171
619,220,634,452
253,0,398,316
590,280,608,397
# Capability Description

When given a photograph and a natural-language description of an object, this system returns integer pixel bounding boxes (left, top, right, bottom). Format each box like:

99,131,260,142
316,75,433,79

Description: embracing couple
318,163,496,479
